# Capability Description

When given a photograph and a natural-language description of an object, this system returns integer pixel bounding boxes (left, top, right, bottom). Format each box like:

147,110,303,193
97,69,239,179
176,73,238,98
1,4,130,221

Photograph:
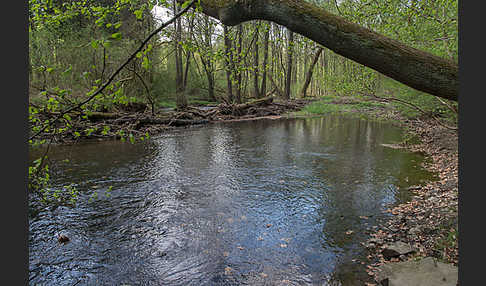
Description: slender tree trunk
173,0,187,109
183,16,195,90
200,56,215,101
235,24,243,104
284,29,294,100
252,21,260,98
200,15,216,102
300,47,323,98
270,23,276,87
223,25,234,103
260,21,270,97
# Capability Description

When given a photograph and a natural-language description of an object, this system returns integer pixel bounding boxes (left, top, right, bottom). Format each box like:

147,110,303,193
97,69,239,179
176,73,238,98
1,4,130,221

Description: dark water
29,115,435,285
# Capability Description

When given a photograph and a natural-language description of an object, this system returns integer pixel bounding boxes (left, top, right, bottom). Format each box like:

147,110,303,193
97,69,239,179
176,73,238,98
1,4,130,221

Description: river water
29,115,435,285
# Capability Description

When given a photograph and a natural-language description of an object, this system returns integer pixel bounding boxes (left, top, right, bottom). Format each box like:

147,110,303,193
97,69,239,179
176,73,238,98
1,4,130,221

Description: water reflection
29,115,435,285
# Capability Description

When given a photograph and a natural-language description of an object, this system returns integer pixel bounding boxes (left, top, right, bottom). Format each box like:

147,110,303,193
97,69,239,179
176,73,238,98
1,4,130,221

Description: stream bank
295,95,459,284
365,116,458,285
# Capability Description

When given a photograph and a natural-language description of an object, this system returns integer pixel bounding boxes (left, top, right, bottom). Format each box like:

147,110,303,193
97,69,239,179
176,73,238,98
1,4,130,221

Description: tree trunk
252,21,260,98
223,25,234,103
260,21,270,97
300,47,323,98
187,0,458,101
284,29,294,100
173,0,187,109
183,16,195,91
200,15,216,102
235,24,243,104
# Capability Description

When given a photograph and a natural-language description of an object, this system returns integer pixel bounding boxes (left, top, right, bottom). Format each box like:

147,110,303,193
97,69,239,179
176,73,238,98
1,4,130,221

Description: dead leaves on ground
364,118,458,282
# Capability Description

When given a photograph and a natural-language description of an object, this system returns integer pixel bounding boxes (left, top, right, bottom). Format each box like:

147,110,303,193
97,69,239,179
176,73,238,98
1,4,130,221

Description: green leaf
134,9,143,20
111,32,122,40
102,40,111,48
95,17,104,27
142,57,150,69
181,0,191,9
63,65,72,74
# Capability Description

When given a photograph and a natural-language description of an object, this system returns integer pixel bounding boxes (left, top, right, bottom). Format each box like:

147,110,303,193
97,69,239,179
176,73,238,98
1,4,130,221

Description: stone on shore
381,241,414,259
375,257,458,286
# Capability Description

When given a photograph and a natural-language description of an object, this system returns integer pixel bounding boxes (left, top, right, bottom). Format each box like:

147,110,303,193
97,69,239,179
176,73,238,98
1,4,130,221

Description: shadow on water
29,115,436,285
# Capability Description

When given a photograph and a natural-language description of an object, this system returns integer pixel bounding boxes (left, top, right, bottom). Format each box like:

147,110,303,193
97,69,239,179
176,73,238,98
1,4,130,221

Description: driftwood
217,96,274,116
137,117,209,127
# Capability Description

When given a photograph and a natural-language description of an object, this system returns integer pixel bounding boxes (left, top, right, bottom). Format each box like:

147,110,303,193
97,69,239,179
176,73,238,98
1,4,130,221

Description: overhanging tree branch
182,0,458,101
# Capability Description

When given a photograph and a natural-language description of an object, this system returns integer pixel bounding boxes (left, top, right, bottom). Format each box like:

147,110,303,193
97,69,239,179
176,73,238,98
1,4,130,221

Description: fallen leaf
345,230,354,235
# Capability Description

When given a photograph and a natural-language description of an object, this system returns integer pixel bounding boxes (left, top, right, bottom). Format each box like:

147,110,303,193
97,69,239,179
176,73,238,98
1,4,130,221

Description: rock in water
57,234,70,244
375,257,457,286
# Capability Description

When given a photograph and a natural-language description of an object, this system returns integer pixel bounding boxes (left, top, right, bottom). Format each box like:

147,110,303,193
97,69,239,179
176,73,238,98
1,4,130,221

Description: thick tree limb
185,0,458,101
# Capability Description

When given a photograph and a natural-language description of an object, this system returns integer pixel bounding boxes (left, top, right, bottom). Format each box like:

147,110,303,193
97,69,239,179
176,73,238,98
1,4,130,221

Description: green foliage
297,98,353,115
29,156,79,206
379,78,458,123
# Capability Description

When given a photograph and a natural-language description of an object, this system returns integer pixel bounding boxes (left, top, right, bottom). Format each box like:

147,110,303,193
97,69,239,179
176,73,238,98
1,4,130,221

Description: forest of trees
29,0,457,108
28,0,458,203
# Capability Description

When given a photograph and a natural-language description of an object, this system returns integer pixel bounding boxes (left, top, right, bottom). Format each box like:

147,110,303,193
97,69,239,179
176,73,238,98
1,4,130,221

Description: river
29,115,435,285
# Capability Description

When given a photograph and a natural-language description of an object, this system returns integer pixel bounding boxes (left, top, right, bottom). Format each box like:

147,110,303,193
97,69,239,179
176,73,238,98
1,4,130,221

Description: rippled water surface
29,115,435,285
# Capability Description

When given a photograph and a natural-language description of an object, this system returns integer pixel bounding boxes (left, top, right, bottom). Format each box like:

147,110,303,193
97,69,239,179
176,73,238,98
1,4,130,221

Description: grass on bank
294,79,457,126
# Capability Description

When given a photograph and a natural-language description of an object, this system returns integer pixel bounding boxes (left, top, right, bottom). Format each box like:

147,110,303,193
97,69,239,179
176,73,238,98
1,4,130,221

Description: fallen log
236,96,274,108
218,96,275,116
137,117,209,127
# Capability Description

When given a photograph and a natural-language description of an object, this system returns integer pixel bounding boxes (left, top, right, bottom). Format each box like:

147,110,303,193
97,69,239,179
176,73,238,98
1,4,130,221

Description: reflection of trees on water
238,116,433,282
